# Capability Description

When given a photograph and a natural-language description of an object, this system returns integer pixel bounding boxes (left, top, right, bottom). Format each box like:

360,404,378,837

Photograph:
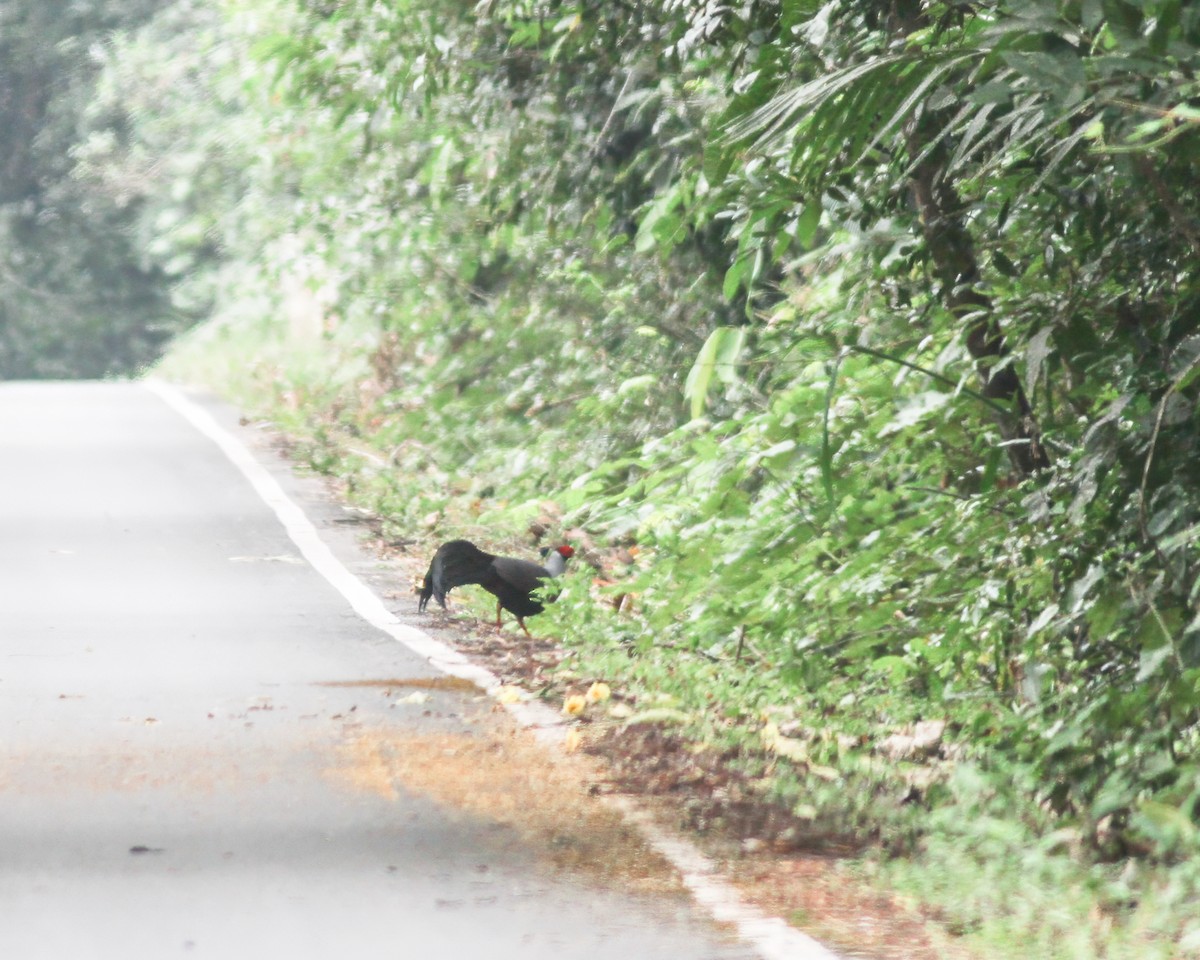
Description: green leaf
1148,0,1181,55
684,330,723,420
1136,644,1175,684
723,255,748,300
703,141,737,186
781,0,826,29
870,655,912,684
1026,602,1060,640
713,325,747,385
795,199,822,249
1161,521,1200,553
1024,327,1054,401
1168,335,1200,392
634,184,686,254
878,390,954,437
993,249,1018,276
1002,51,1086,102
684,326,747,419
1131,799,1196,852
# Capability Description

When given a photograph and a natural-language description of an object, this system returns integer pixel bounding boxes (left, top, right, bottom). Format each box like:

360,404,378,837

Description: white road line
145,378,844,960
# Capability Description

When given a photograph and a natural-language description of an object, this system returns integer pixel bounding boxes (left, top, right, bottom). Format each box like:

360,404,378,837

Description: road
0,380,760,959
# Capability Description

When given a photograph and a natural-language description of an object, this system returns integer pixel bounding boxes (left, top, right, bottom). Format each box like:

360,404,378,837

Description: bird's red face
556,545,575,559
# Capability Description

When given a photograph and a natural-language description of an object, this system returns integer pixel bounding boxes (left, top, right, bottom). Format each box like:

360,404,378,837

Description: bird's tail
418,539,495,611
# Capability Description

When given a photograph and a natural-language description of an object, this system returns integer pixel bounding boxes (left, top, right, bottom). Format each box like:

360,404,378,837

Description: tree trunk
891,0,1049,477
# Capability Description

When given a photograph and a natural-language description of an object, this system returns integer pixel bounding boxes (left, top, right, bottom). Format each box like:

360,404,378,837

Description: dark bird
418,539,574,636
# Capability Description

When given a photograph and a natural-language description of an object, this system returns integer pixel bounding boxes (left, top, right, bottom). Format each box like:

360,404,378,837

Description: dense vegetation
59,0,1200,954
0,0,185,377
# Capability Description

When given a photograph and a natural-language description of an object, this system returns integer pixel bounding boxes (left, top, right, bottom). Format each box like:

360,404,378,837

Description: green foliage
94,0,1200,953
0,0,184,377
702,0,1200,827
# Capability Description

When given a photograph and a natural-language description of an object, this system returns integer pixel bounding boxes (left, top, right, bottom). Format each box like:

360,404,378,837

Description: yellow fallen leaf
493,685,524,704
562,694,588,716
563,728,583,753
585,681,611,703
771,735,810,763
762,722,809,763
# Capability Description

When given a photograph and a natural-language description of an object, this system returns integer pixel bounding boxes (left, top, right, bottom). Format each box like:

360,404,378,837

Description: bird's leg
517,617,532,639
495,601,503,629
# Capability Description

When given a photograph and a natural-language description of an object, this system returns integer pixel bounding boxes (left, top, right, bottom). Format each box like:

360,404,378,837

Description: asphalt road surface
0,380,760,960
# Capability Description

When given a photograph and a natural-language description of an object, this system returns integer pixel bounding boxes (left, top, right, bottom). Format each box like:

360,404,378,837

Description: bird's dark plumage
418,539,573,635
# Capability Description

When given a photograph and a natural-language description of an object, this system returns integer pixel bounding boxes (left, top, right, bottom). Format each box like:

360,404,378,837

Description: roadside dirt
328,721,690,899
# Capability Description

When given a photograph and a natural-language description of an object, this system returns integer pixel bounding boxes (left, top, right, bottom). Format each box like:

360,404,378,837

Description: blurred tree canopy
0,0,182,378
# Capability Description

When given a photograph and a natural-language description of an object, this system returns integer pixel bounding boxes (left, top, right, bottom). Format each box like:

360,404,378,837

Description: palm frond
723,51,976,190
722,49,1097,198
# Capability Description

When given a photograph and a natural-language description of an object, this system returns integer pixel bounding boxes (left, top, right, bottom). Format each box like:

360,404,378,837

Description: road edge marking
144,378,844,960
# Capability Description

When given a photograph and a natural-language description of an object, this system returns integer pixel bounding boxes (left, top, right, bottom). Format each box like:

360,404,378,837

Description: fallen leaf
763,723,810,763
877,718,947,760
493,685,524,704
585,681,612,703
